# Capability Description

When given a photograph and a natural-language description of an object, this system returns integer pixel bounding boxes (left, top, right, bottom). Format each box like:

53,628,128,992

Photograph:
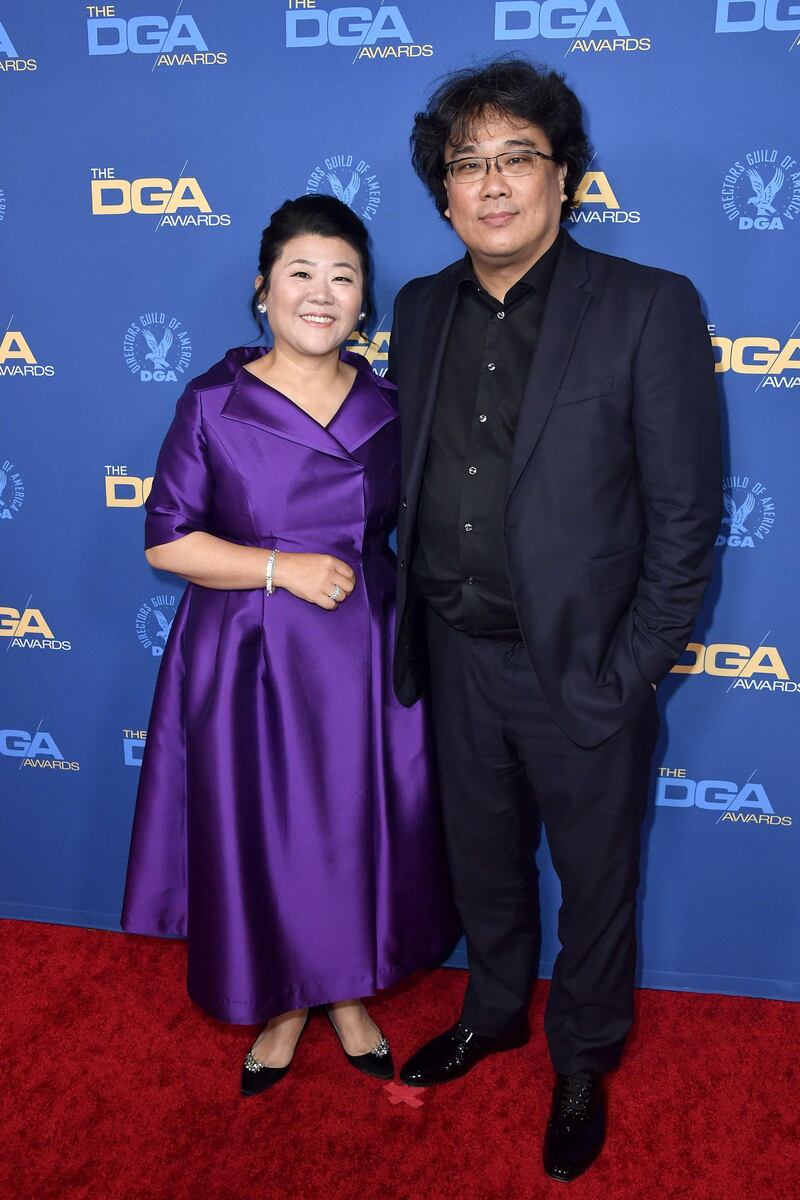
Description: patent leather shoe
543,1070,606,1182
326,1010,394,1080
240,1012,309,1097
399,1021,528,1087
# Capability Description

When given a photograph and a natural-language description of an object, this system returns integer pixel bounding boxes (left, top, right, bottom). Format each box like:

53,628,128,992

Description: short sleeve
145,384,212,550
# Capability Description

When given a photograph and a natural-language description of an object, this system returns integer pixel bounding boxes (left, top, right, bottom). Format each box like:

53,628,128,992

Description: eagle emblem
746,167,784,217
722,489,755,537
142,327,173,371
327,170,361,209
154,607,174,642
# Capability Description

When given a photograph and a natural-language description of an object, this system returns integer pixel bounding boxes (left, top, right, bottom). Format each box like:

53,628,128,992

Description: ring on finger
329,584,343,602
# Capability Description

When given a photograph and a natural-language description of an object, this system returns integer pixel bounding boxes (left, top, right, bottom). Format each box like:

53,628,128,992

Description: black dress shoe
399,1021,528,1087
543,1070,606,1182
240,1052,291,1098
240,1012,309,1097
326,1010,394,1080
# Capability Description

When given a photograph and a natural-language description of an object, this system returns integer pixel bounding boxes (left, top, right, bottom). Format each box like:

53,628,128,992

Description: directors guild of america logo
721,147,800,231
136,593,178,656
0,459,24,519
124,313,192,383
305,154,381,222
717,475,776,549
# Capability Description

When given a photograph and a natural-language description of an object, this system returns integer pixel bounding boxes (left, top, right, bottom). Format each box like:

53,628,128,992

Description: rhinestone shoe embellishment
243,1051,267,1073
371,1036,390,1058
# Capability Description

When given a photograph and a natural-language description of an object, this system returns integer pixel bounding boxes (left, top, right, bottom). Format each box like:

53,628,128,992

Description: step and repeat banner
2,2,798,1001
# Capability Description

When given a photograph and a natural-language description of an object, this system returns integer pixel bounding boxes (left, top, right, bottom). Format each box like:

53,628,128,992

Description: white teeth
301,315,334,324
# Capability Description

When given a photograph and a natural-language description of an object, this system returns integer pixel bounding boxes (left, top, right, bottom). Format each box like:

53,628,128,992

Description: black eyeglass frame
443,149,558,182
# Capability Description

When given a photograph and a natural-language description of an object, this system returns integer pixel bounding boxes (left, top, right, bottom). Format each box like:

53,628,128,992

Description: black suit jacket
389,232,722,748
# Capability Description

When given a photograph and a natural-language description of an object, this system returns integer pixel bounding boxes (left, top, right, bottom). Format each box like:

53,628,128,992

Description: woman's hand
273,552,356,610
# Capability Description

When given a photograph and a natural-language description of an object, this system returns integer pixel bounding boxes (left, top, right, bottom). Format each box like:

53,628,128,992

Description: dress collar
220,347,396,461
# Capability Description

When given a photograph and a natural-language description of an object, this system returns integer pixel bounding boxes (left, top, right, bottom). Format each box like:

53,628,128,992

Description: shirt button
497,311,505,320
464,523,473,532
478,414,487,423
487,362,496,371
468,466,477,475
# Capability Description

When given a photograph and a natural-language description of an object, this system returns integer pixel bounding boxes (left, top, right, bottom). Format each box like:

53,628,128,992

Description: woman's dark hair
251,194,375,334
410,57,591,222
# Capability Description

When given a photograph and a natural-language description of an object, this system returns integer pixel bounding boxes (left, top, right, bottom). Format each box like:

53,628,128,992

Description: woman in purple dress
121,196,458,1095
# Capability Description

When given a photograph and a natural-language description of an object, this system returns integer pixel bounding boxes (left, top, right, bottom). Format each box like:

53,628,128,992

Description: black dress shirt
414,231,563,636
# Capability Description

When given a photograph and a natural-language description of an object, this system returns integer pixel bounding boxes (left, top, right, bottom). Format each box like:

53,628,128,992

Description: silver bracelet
265,548,279,595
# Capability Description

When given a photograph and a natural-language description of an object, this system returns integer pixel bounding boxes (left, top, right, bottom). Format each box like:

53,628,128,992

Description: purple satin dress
121,346,459,1023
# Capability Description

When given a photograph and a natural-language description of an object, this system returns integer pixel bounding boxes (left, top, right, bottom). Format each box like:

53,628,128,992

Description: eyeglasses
444,150,557,184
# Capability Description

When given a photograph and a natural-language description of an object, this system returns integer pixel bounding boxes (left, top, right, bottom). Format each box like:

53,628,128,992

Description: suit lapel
505,235,593,503
402,267,461,517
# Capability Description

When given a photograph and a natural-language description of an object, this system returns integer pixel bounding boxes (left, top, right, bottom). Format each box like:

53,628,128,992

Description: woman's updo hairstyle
251,194,375,335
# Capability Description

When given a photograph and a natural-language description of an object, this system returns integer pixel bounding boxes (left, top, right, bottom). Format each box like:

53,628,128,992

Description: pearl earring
358,312,366,321
256,302,267,314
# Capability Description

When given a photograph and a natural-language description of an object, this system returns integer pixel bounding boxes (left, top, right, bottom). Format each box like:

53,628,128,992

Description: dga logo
123,728,147,767
0,605,72,651
570,164,640,226
90,168,231,228
0,725,80,771
123,313,192,382
656,767,791,828
286,2,433,58
0,18,38,70
717,475,775,549
716,0,800,45
0,459,24,519
0,330,55,378
0,188,6,222
306,154,381,222
710,323,800,389
721,148,800,231
136,592,178,655
86,6,227,67
105,466,153,508
671,640,800,693
346,328,390,376
494,1,651,52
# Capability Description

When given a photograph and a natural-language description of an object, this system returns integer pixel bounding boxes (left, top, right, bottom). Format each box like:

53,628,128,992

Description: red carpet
1,919,797,1200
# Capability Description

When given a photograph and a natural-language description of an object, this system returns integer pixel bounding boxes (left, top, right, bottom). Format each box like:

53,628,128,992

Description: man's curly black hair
410,57,592,222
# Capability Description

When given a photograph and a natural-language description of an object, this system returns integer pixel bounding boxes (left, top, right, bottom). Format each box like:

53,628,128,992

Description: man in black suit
390,60,721,1182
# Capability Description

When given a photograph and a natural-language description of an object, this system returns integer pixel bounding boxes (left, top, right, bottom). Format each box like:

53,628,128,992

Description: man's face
443,110,567,269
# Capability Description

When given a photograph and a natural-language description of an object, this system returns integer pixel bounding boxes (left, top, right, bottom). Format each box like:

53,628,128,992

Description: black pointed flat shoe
326,1009,395,1080
240,1052,291,1098
240,1012,309,1097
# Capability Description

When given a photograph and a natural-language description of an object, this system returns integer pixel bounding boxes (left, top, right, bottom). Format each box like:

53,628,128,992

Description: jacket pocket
552,376,615,407
589,541,644,594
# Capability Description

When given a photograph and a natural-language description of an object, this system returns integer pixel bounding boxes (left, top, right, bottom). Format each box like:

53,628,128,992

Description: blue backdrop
2,1,799,1001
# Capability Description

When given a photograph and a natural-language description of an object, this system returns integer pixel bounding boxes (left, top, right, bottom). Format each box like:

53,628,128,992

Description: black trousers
425,606,659,1075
